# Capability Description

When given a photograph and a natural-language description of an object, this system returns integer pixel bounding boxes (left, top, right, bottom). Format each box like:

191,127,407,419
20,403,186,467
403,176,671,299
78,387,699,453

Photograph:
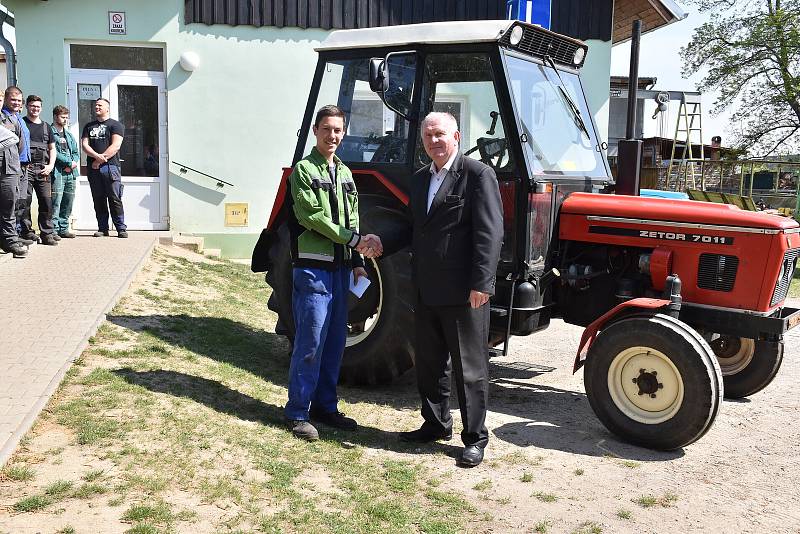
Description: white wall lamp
179,51,200,72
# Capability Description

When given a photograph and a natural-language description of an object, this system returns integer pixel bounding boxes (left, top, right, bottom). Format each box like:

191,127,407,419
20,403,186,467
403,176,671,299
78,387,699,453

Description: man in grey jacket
0,90,27,258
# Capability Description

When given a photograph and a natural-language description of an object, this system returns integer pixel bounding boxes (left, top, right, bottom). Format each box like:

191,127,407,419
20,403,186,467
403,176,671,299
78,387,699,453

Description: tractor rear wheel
584,314,722,450
264,194,415,385
708,335,783,399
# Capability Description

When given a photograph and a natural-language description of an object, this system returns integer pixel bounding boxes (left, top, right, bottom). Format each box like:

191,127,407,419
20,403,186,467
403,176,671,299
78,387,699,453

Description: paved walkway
0,232,158,466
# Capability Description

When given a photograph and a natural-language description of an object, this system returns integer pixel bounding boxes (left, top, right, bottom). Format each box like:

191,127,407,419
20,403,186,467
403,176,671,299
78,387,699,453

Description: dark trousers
0,171,21,246
414,294,490,448
18,165,54,236
87,164,126,232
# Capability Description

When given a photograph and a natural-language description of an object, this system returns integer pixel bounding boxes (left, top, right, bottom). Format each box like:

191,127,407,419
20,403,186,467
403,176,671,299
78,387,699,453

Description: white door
67,70,168,230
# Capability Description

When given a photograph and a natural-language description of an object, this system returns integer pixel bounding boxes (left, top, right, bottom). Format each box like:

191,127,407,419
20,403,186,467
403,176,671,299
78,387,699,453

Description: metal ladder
666,93,705,191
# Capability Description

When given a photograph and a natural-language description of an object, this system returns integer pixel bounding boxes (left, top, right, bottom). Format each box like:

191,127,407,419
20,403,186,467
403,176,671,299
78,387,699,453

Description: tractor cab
288,20,611,343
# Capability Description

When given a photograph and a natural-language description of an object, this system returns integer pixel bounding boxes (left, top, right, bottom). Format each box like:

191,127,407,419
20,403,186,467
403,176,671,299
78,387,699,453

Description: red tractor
257,20,800,450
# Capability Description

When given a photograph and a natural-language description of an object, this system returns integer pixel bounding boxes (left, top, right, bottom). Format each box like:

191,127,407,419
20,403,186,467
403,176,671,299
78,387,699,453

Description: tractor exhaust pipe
616,20,644,196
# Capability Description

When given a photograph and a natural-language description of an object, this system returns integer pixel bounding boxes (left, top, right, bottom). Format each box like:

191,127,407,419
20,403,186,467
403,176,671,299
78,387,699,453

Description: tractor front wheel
708,335,783,399
584,314,722,450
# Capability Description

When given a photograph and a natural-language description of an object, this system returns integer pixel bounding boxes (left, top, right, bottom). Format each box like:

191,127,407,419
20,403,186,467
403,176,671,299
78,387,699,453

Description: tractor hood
561,193,799,232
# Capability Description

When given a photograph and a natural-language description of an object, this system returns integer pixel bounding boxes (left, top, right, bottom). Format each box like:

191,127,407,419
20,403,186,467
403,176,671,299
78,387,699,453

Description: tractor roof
316,20,515,51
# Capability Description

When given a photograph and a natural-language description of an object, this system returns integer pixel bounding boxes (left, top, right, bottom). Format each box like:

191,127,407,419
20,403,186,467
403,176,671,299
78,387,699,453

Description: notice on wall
78,84,101,101
225,203,249,227
109,11,126,35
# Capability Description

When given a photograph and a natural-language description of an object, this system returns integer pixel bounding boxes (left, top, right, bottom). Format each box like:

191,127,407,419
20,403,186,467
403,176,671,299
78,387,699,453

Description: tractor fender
573,298,671,373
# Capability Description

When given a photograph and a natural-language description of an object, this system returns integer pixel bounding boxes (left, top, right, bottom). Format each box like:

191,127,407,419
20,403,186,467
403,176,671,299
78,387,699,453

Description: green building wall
4,1,613,258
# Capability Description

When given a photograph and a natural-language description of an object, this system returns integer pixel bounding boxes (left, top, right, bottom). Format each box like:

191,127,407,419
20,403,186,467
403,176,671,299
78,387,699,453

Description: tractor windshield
504,53,608,178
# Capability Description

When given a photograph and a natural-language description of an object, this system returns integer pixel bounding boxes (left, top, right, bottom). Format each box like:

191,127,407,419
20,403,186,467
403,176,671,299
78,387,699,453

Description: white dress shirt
426,151,458,213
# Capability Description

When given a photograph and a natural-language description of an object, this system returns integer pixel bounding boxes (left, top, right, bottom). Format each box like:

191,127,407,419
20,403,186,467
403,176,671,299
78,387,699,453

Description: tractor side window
416,53,513,173
304,57,414,164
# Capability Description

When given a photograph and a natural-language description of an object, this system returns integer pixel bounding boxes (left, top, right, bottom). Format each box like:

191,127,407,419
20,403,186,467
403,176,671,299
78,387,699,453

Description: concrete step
204,248,222,259
170,234,205,254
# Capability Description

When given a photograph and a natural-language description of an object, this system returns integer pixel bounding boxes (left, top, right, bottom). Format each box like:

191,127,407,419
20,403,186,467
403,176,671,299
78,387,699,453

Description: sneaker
58,232,76,239
1,243,28,258
40,234,58,246
288,420,319,441
118,230,129,238
93,230,110,237
310,410,357,431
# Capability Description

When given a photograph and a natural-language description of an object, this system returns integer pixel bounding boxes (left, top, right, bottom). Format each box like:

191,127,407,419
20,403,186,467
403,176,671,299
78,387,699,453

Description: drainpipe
0,10,17,87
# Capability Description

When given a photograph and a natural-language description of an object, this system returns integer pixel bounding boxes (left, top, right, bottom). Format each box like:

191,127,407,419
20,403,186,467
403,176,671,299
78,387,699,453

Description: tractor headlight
510,25,524,46
573,47,586,65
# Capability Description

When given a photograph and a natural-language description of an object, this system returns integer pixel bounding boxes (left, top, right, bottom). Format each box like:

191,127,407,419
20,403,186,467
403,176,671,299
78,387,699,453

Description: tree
681,0,799,156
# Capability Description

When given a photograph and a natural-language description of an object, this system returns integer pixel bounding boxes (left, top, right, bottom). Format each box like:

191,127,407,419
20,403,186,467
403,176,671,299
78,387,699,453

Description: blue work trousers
285,266,350,421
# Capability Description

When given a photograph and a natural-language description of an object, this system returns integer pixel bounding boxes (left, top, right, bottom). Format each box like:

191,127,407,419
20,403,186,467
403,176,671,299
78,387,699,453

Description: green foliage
681,0,800,156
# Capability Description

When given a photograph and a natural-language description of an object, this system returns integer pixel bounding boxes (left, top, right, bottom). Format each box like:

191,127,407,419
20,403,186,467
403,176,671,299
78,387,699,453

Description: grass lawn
790,269,800,298
0,247,484,533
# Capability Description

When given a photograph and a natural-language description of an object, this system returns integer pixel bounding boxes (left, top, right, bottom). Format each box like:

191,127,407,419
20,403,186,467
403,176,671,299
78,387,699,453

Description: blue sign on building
506,0,552,29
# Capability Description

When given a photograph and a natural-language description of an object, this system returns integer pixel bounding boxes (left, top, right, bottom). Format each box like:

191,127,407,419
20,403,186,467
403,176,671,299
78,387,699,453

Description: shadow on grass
112,368,461,459
106,314,685,460
106,313,421,411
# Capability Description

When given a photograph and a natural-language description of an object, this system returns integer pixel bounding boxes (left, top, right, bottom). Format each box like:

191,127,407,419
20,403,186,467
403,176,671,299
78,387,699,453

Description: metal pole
625,20,642,140
0,11,17,87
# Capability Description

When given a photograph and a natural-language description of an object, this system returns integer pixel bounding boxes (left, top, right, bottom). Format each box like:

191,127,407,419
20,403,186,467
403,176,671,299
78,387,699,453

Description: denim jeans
51,172,76,234
285,267,350,421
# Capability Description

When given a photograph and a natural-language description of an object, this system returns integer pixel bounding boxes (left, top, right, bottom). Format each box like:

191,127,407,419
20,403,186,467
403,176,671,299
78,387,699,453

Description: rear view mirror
369,58,387,93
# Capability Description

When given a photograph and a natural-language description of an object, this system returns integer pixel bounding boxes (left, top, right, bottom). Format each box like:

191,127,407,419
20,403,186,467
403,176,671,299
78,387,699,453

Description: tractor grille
499,24,586,68
771,248,800,306
697,253,739,292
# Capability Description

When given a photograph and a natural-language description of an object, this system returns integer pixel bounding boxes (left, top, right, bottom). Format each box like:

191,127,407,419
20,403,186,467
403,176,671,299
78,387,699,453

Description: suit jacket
384,153,503,306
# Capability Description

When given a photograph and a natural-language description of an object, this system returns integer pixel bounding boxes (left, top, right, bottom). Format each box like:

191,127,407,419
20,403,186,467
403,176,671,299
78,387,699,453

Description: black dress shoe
457,445,484,467
398,427,453,443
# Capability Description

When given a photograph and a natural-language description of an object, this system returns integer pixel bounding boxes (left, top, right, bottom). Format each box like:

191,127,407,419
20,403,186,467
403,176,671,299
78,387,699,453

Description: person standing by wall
81,98,127,238
2,87,33,248
0,89,26,258
50,105,79,238
20,95,57,246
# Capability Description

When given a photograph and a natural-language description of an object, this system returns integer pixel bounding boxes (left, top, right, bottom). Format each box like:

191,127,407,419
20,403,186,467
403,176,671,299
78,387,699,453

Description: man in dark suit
380,112,503,467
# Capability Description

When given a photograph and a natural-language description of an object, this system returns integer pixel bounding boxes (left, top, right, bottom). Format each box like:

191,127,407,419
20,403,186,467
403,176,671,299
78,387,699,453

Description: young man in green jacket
284,104,380,441
50,105,79,238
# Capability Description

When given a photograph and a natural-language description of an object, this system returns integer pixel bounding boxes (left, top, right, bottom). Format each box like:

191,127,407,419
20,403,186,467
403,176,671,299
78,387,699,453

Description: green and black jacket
287,146,364,270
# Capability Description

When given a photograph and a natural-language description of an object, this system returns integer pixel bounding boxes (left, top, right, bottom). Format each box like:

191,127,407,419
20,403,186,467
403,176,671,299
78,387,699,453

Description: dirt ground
1,246,799,533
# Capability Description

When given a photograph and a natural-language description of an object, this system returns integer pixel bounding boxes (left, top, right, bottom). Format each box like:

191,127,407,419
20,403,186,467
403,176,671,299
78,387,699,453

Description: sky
609,7,735,144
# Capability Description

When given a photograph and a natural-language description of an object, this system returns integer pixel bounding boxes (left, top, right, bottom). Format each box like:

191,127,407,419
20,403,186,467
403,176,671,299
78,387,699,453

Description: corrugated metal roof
183,0,686,43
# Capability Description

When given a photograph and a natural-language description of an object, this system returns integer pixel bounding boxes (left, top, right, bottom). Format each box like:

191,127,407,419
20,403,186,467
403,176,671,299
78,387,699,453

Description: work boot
93,230,110,237
1,243,28,258
118,230,129,238
22,232,40,243
52,233,61,241
288,420,319,441
18,237,34,246
58,231,76,238
310,410,358,431
40,234,58,246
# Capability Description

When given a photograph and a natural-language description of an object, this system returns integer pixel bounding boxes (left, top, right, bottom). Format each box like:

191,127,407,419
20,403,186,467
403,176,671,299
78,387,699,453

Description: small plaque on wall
225,203,248,227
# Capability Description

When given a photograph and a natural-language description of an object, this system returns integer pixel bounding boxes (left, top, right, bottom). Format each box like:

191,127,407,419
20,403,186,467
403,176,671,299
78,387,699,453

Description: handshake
356,233,383,259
